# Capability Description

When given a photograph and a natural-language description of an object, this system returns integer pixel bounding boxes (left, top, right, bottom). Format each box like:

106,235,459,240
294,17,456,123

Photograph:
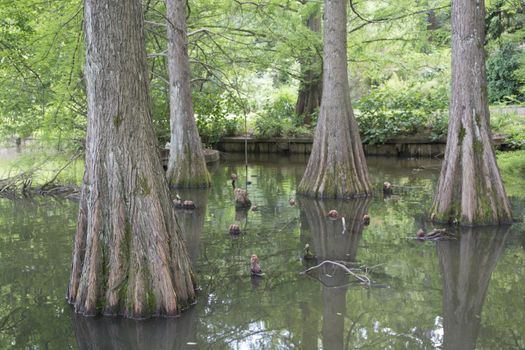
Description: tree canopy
2,0,522,148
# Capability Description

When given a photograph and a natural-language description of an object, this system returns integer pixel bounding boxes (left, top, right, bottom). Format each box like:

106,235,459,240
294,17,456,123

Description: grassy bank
497,150,525,197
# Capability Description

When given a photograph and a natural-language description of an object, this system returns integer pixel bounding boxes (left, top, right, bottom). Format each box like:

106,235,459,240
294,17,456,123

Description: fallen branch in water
39,150,82,190
0,152,81,199
300,260,370,285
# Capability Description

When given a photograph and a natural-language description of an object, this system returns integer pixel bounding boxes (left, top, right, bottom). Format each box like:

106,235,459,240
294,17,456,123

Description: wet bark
437,226,509,350
298,0,371,198
166,0,210,188
68,0,195,318
431,0,512,225
295,7,322,125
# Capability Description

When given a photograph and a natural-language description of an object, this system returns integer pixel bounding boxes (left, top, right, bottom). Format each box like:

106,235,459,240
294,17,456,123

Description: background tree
431,0,512,225
68,0,195,318
298,0,372,198
165,0,210,188
295,2,322,125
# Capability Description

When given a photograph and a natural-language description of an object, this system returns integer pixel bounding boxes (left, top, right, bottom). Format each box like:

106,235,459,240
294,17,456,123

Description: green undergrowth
0,144,84,187
491,112,525,150
497,150,525,197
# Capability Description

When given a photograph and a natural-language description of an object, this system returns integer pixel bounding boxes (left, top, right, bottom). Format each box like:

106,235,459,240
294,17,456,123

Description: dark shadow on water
71,306,198,350
437,225,510,350
300,197,371,350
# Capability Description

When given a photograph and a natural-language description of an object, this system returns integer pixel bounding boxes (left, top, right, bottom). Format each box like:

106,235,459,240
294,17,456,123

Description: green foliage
355,82,449,144
487,42,525,104
491,112,525,149
254,92,312,138
254,93,294,138
0,0,85,147
194,91,242,147
497,150,525,196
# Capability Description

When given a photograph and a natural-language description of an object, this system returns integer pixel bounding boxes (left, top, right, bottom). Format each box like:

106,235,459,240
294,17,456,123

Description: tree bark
165,0,210,188
295,7,322,125
68,0,195,319
298,0,371,198
431,0,512,225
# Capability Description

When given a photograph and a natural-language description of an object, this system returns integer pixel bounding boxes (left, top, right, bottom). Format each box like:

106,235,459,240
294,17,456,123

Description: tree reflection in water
437,226,510,350
300,197,371,349
173,189,209,265
71,306,198,349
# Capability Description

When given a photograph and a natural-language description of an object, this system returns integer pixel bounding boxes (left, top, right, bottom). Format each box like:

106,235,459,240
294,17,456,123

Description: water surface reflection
0,155,524,349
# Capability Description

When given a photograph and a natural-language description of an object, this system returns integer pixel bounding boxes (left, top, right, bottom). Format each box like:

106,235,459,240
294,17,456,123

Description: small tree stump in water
182,200,195,209
250,254,263,276
416,228,454,241
234,188,251,209
229,224,241,235
231,173,237,189
383,182,393,196
173,198,183,208
327,209,339,219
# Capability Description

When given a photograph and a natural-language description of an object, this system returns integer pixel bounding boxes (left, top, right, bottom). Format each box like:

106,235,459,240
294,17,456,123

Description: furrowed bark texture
298,0,371,198
431,0,511,225
295,7,322,125
166,0,210,188
68,0,195,319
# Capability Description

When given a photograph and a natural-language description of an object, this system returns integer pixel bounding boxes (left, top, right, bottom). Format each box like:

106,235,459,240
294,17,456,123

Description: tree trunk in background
295,6,322,125
68,0,195,318
431,0,512,225
166,0,210,188
298,0,371,198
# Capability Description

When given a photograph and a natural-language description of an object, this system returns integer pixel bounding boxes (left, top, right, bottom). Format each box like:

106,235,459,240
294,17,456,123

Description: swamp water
0,154,524,349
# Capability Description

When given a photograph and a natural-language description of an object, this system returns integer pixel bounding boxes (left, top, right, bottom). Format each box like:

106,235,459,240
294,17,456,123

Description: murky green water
1,154,524,349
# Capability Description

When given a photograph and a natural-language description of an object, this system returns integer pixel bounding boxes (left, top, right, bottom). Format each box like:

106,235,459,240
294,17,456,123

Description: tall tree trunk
298,0,371,198
295,6,322,125
68,0,195,319
431,0,512,225
165,0,210,188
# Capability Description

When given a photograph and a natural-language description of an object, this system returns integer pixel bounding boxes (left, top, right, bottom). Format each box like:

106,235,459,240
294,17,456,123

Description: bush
194,92,242,147
354,84,449,144
491,112,525,150
254,93,312,138
487,42,524,104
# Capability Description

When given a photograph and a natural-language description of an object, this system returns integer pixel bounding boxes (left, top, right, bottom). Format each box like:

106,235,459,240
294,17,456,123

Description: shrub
255,94,311,137
487,42,524,104
491,112,525,150
194,92,242,147
354,84,449,144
